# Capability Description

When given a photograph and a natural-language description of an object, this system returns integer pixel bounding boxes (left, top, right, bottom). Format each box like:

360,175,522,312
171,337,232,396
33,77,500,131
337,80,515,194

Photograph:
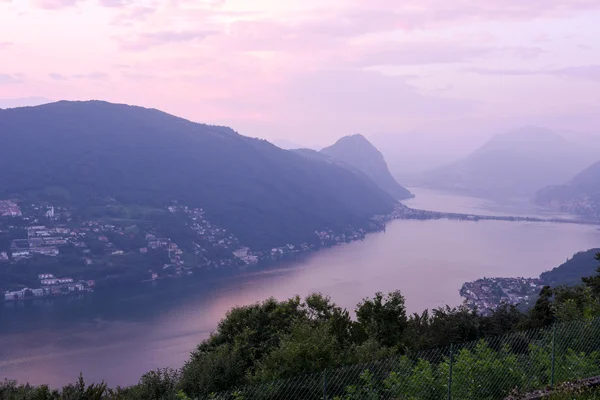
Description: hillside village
0,199,387,301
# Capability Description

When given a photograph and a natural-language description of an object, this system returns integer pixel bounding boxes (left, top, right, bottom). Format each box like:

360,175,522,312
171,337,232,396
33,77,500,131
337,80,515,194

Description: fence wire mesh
198,317,600,400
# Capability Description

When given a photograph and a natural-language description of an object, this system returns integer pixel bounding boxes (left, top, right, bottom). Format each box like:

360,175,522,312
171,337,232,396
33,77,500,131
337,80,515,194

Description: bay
1,188,599,388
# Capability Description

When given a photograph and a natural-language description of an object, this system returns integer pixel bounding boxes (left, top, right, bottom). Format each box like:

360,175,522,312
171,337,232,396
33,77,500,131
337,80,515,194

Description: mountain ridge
0,101,396,250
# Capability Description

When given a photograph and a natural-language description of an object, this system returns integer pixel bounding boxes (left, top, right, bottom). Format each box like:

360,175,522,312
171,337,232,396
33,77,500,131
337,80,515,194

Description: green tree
179,344,245,396
253,321,339,381
305,293,355,346
116,369,181,400
355,290,407,348
525,286,555,329
582,253,600,297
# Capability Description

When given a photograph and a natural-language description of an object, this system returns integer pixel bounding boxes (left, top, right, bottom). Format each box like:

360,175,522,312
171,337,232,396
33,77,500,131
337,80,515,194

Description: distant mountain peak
339,133,369,141
332,134,374,147
321,134,413,200
419,126,598,199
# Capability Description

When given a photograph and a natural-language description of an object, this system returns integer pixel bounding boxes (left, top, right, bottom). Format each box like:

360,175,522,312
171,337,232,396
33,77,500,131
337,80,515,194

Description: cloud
219,0,600,49
0,73,23,84
300,69,473,112
468,65,600,82
49,73,68,80
120,29,219,51
508,47,546,59
111,6,155,25
467,67,536,76
345,0,600,28
99,0,131,6
72,72,109,80
354,42,492,67
34,0,81,9
216,67,480,139
47,72,109,80
554,65,600,82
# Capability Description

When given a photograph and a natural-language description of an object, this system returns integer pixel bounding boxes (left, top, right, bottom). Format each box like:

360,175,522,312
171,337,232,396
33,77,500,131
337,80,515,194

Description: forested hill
0,101,395,250
541,248,600,286
535,160,600,220
320,134,413,200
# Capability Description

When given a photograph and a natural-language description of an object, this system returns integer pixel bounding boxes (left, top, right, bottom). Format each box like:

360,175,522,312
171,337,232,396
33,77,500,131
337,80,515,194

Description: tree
179,344,245,396
253,321,340,382
355,290,407,348
305,293,355,346
116,369,181,400
525,286,555,329
582,253,600,297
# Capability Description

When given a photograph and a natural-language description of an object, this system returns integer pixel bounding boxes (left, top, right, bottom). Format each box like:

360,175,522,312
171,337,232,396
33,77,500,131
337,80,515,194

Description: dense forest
3,254,600,399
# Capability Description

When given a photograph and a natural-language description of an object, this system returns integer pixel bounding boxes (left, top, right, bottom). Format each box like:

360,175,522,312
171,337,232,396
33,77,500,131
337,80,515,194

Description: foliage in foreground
2,255,600,400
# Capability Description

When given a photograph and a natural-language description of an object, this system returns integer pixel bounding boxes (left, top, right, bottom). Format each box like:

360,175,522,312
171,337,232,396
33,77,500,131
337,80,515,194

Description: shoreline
4,202,598,306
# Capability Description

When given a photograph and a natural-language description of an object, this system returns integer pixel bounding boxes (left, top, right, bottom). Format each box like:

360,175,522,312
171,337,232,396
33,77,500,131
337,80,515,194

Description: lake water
1,188,599,388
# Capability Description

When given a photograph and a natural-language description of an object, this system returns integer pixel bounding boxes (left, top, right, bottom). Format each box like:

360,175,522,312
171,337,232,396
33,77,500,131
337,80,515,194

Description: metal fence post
323,369,327,400
447,343,454,400
551,324,556,387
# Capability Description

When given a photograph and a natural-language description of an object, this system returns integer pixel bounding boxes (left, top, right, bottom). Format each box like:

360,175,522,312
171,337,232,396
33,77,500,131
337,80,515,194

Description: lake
1,188,599,388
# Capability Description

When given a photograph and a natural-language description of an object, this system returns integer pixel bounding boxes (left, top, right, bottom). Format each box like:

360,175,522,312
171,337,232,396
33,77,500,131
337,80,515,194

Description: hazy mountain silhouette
0,101,396,249
320,134,413,200
417,126,598,200
370,131,485,181
535,160,600,219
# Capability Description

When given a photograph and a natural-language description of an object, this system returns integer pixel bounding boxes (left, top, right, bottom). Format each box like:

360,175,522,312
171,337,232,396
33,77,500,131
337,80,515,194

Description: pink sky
1,0,599,146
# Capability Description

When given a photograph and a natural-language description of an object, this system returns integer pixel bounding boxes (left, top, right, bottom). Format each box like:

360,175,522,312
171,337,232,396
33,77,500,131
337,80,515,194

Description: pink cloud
508,47,546,59
353,42,492,67
279,68,478,118
48,72,109,80
554,65,600,82
99,0,131,7
0,73,23,84
49,73,68,80
468,65,600,82
119,29,219,51
34,0,81,9
111,6,155,25
348,0,600,25
72,72,110,80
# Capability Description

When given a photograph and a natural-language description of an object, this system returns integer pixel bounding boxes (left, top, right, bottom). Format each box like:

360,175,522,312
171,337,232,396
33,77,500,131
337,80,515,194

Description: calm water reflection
1,189,599,387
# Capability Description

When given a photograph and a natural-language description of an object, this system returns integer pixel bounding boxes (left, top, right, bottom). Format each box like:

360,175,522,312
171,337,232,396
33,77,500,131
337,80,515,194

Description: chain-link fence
198,317,600,400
